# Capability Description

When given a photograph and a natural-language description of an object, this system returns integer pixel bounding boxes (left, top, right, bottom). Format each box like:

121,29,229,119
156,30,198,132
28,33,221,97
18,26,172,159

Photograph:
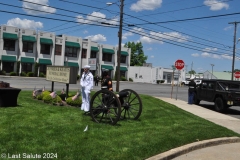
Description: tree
188,70,196,75
124,42,148,66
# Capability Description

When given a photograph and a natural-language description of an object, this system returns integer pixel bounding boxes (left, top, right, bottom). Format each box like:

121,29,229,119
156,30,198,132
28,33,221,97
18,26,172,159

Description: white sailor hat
83,65,91,69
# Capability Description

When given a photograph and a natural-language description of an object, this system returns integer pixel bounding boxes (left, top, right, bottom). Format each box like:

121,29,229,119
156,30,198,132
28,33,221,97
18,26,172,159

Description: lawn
0,91,239,160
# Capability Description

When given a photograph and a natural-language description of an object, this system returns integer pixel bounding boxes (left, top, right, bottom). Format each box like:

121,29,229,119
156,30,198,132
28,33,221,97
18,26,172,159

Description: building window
22,63,32,73
55,45,62,55
120,55,126,63
39,65,47,74
120,71,125,77
82,49,87,58
135,74,138,78
90,51,97,58
65,47,78,57
41,44,50,55
163,75,166,79
102,53,112,62
22,41,33,53
2,62,14,73
4,39,15,51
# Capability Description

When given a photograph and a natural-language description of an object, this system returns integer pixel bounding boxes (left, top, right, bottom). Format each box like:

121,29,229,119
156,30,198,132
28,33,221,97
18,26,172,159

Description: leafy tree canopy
124,42,148,66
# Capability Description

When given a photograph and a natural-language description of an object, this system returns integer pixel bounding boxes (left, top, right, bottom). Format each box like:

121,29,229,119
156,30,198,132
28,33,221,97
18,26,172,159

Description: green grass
0,91,239,160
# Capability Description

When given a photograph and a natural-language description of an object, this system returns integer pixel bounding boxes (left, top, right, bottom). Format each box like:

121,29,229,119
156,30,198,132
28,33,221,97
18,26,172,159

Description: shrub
66,96,82,106
0,70,6,75
27,72,34,77
77,75,80,80
121,76,127,81
10,72,17,76
39,72,45,77
52,95,63,105
129,78,133,82
42,91,51,97
43,95,53,104
37,94,43,100
20,72,27,77
160,80,165,83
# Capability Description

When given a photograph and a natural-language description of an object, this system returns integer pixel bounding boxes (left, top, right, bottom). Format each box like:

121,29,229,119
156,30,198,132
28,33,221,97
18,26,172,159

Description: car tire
181,82,185,86
193,92,200,105
214,97,226,112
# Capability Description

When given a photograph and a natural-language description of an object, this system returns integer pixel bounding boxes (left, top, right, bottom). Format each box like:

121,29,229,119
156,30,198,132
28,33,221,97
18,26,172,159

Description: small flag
50,91,56,98
83,125,88,132
42,86,45,92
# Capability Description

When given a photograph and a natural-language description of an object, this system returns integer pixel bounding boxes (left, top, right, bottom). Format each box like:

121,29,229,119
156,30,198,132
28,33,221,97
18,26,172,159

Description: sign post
175,59,185,100
234,71,240,79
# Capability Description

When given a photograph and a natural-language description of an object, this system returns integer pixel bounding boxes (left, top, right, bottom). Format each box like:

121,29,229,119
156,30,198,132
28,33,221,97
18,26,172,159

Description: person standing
101,70,113,91
80,65,93,113
95,75,100,86
188,77,196,104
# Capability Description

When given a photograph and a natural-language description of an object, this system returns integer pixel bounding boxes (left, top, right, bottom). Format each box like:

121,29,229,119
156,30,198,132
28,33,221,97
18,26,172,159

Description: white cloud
130,0,162,12
139,31,189,44
150,55,154,58
76,12,118,25
204,0,229,11
147,47,152,51
191,53,199,57
122,32,133,40
224,26,233,31
83,30,88,34
22,0,56,15
7,18,43,29
85,34,106,42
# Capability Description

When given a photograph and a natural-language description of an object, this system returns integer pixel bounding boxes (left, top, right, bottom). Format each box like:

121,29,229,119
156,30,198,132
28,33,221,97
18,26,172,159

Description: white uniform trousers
81,87,90,112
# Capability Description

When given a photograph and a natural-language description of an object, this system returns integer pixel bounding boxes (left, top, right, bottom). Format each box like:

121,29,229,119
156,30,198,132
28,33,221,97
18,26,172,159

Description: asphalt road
1,76,240,119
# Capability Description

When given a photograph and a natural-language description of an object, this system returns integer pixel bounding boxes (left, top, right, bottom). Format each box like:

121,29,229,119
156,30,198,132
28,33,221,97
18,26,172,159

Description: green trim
21,57,34,64
101,65,114,70
3,33,18,40
22,35,36,42
102,48,115,54
120,66,128,71
40,38,53,45
39,59,52,65
64,62,79,67
121,51,129,56
65,41,80,48
91,46,99,52
1,55,17,62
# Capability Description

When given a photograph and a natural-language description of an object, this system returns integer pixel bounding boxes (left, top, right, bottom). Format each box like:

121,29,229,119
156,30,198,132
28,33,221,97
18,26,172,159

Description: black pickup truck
193,79,240,112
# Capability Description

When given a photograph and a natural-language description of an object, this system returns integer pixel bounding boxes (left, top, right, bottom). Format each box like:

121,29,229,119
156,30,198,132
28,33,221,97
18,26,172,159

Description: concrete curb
146,137,240,160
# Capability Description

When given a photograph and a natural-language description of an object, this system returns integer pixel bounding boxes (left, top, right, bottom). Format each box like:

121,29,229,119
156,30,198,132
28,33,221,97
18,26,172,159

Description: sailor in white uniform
80,65,93,112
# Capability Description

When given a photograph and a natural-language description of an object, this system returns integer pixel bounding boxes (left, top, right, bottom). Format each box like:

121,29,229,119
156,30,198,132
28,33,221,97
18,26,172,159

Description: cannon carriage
90,88,142,125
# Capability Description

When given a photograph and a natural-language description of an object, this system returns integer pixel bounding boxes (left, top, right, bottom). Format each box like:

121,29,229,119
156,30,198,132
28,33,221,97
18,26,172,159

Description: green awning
22,35,36,42
65,41,80,48
21,57,34,64
64,62,79,67
1,55,16,62
101,65,114,70
102,48,115,54
120,66,128,71
3,33,18,40
121,51,129,56
40,38,53,45
39,59,52,65
91,46,99,52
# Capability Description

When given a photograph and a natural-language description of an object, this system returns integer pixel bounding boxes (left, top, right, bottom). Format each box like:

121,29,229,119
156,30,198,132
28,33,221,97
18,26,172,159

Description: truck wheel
214,97,226,112
193,93,200,105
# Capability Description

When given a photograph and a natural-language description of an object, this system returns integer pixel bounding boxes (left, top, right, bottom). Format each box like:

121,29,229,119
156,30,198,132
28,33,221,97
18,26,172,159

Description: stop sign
175,59,185,70
234,71,240,78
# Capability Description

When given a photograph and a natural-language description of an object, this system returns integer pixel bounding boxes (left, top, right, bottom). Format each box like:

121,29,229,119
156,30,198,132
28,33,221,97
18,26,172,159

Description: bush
20,72,27,77
42,91,51,97
66,96,82,106
39,72,45,77
77,75,80,80
9,72,17,76
27,72,34,77
0,70,6,75
129,78,133,82
37,94,43,100
157,80,165,84
121,76,127,81
52,95,63,105
43,95,53,104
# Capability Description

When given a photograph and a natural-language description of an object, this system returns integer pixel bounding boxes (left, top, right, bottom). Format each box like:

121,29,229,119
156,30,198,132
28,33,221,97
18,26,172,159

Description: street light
211,64,214,79
107,0,124,92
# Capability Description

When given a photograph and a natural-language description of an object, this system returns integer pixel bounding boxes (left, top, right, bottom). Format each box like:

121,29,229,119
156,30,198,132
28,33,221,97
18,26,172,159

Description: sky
0,0,240,73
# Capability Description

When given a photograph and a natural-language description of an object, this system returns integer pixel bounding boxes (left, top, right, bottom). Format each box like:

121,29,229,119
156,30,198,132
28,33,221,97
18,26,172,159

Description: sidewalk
146,97,240,160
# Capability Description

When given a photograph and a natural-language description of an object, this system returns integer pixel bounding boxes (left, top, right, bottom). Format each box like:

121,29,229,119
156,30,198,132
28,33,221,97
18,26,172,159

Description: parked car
193,79,240,112
181,79,202,86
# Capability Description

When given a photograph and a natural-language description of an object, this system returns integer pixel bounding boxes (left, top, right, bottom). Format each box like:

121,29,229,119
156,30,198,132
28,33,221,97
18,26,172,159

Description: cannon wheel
90,90,121,125
119,89,142,120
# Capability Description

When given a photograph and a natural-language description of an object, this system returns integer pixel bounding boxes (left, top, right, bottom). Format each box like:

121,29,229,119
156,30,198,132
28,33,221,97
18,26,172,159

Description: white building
0,25,131,79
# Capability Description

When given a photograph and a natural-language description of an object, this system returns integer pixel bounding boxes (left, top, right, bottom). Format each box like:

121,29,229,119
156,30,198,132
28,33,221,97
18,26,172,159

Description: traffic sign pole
174,59,185,100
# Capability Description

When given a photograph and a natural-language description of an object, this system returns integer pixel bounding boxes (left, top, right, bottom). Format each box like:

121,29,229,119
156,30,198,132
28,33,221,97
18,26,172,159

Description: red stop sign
234,71,240,78
175,59,185,70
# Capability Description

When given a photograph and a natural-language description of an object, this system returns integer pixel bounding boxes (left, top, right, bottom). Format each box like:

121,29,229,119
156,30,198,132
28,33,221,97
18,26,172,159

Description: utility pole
229,21,240,80
210,64,214,79
116,0,124,92
190,62,193,78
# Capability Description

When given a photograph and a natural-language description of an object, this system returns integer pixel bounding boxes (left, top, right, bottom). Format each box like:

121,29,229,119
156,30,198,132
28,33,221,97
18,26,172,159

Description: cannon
90,88,142,125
